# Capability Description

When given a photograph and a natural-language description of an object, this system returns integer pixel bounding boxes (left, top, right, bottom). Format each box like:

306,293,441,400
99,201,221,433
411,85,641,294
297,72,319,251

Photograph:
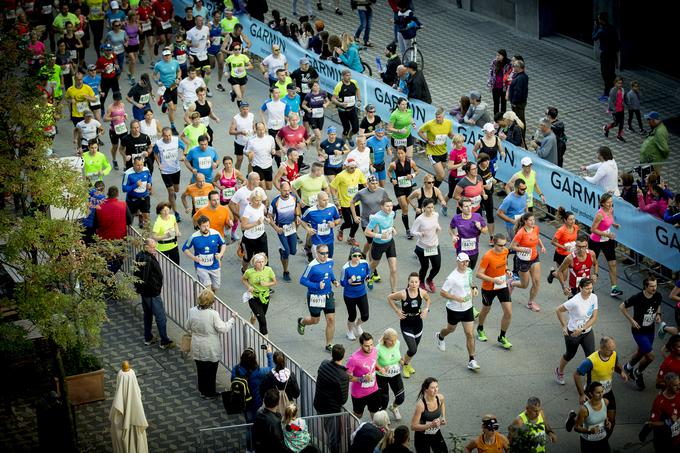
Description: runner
123,11,140,84
441,134,467,216
152,49,182,135
476,234,514,350
177,67,207,113
388,146,419,240
224,41,252,105
411,199,442,293
103,92,128,170
504,158,545,216
319,126,350,182
268,181,301,281
240,190,271,272
619,277,662,390
151,201,181,264
435,253,480,370
548,208,579,285
121,156,152,227
387,272,430,379
375,328,405,421
340,247,371,340
554,278,599,385
449,197,488,270
171,33,189,79
260,43,288,86
641,372,680,450
228,102,255,171
452,162,485,215
330,159,366,247
510,397,557,453
207,10,225,92
301,80,329,148
476,153,496,246
184,135,218,183
408,174,446,216
181,111,208,150
83,64,103,121
152,0,173,55
464,415,509,453
657,335,680,389
82,140,112,182
153,127,185,220
331,69,361,145
126,73,154,121
222,22,251,55
366,126,391,187
387,97,415,158
589,193,624,297
282,83,302,118
241,252,276,336
66,71,97,128
509,212,546,312
291,57,319,99
277,112,310,171
365,198,399,292
245,121,277,190
74,110,104,154
136,0,154,63
182,215,226,292
300,191,341,259
121,120,153,176
472,122,505,172
104,20,126,75
346,135,373,180
411,377,448,453
351,175,388,257
359,104,383,138
496,179,527,276
554,234,599,298
273,149,300,190
181,173,213,216
192,190,233,240
184,86,220,146
346,332,381,419
418,107,454,186
229,172,266,242
297,243,339,352
261,87,287,166
291,161,329,214
572,382,611,453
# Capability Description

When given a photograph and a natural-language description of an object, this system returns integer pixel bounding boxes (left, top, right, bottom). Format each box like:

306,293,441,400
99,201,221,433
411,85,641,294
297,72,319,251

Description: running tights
340,206,360,237
400,317,423,357
414,246,441,282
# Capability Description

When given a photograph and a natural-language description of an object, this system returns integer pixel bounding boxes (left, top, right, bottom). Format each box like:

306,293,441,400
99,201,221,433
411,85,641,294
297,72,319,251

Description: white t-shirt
262,99,287,130
231,186,257,216
233,112,255,146
140,118,159,143
242,204,267,239
262,53,287,79
178,77,206,105
76,119,102,144
346,148,371,179
246,134,276,169
186,25,209,57
441,268,472,312
411,213,440,249
563,293,598,333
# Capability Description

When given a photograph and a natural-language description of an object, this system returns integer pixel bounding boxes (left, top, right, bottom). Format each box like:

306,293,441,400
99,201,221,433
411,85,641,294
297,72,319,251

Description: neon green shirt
152,215,178,251
182,124,208,150
291,174,328,206
220,16,240,34
83,151,112,180
389,108,413,140
226,54,250,78
86,0,105,21
376,340,401,377
244,266,275,302
274,75,294,96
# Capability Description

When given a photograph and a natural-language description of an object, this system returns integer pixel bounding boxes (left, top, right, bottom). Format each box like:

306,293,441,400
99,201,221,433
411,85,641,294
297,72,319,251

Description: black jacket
253,407,289,453
506,121,523,147
407,70,432,104
313,360,349,414
508,71,529,105
133,250,163,296
381,55,401,87
259,370,301,402
349,423,384,453
246,0,268,21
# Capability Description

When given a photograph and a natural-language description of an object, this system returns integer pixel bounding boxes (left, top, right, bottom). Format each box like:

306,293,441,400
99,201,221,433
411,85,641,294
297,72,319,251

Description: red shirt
96,198,129,240
659,355,680,384
569,251,593,289
96,54,118,79
448,146,467,177
650,391,680,446
153,0,173,22
277,125,308,149
137,5,153,22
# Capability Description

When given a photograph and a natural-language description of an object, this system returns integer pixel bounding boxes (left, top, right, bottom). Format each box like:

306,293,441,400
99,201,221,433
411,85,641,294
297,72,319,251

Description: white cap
345,158,358,168
110,1,119,8
482,122,495,133
521,156,533,166
457,252,470,262
162,49,172,56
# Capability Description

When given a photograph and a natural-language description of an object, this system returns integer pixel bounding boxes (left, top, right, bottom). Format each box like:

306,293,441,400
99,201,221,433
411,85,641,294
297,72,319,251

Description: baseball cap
644,111,660,120
521,156,533,166
87,63,96,70
327,126,337,134
110,0,119,8
101,43,112,51
386,42,397,53
162,49,172,56
367,175,378,183
469,90,481,101
405,61,418,70
482,122,495,133
375,126,385,133
349,246,363,257
345,158,358,168
300,58,310,65
457,252,471,262
239,101,250,107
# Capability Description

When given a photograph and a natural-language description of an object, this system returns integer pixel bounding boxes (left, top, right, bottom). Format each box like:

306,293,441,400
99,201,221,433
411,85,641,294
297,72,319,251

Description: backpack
277,378,290,416
222,370,252,414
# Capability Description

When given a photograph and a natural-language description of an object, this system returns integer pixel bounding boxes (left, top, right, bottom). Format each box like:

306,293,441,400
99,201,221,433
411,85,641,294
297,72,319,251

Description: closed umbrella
110,361,149,453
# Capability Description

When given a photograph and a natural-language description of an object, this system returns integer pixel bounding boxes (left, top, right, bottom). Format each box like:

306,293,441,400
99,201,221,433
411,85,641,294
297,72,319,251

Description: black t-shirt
478,164,494,194
291,67,319,95
359,115,382,135
121,133,152,169
624,291,661,334
127,83,151,104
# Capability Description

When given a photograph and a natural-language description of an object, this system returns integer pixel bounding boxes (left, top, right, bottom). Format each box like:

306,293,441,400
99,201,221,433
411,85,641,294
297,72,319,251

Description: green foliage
0,322,34,361
445,432,467,452
508,422,546,453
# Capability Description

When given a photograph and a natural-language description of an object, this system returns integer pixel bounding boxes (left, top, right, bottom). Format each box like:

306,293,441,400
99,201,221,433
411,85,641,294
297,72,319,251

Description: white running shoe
346,330,356,341
434,332,445,352
389,404,402,421
354,323,364,338
467,359,480,370
554,367,565,385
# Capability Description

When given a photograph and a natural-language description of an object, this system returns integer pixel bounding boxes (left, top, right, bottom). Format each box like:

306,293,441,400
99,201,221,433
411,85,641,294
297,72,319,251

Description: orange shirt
513,226,539,261
193,204,231,238
479,248,509,291
553,224,579,256
471,432,508,453
184,183,214,210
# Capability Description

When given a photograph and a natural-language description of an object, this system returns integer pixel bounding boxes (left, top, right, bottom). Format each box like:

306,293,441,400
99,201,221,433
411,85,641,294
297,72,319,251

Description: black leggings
340,206,360,237
338,109,359,137
480,191,495,225
628,109,643,130
563,329,595,362
344,294,369,322
414,246,441,282
248,296,270,335
414,430,448,453
100,77,120,103
400,316,423,358
606,111,625,136
491,87,507,115
377,373,405,409
90,20,105,56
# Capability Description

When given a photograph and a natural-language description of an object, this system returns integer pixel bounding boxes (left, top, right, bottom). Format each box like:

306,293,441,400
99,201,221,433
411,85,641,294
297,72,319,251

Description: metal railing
198,412,359,453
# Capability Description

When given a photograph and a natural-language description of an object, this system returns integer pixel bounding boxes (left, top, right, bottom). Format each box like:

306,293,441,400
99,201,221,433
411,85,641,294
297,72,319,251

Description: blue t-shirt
83,188,106,228
302,205,340,245
122,167,152,199
283,94,302,116
83,73,101,95
105,9,126,26
366,210,395,245
498,192,527,229
366,135,390,165
341,260,370,298
320,138,346,168
182,228,225,270
185,146,219,182
300,259,336,295
154,59,181,88
269,194,299,227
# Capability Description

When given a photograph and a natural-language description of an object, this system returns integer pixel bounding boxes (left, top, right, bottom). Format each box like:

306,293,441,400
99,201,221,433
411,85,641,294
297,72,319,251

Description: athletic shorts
307,117,324,130
632,331,655,354
234,143,245,156
109,128,127,145
391,135,414,149
351,389,381,415
554,251,569,266
242,234,268,262
323,166,342,176
370,240,396,261
428,153,448,165
446,307,474,325
125,44,139,53
481,288,511,306
253,165,273,182
447,174,462,198
161,171,181,188
517,256,539,273
589,238,617,262
228,76,248,86
373,168,387,181
394,186,413,199
163,86,178,105
196,267,221,289
307,292,335,317
127,196,151,214
191,56,209,70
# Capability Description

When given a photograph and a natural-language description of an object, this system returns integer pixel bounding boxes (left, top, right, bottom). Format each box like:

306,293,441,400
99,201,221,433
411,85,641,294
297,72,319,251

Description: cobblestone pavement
268,0,678,188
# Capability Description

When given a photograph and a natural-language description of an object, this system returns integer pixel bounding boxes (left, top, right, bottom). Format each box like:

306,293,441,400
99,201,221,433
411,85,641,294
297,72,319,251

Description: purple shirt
125,23,140,46
449,213,486,256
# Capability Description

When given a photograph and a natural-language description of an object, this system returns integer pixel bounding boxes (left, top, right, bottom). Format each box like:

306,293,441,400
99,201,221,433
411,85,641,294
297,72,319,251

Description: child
603,76,628,142
626,81,644,134
283,403,314,453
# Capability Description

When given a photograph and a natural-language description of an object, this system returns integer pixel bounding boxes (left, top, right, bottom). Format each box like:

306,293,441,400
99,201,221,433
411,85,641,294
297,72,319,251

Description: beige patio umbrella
110,361,149,453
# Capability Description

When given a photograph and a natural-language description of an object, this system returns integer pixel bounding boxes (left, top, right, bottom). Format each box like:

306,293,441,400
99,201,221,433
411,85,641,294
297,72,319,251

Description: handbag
180,334,192,353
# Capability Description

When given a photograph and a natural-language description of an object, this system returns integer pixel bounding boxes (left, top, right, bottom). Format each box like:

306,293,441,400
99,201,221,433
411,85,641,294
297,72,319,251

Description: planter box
58,369,106,406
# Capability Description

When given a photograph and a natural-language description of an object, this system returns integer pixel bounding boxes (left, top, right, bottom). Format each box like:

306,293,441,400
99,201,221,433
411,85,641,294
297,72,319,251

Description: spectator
507,59,528,135
626,81,644,133
486,49,511,115
292,0,313,19
380,42,401,87
95,185,133,273
318,31,332,60
283,403,316,452
353,0,374,47
463,91,491,128
185,288,236,398
640,111,670,175
395,2,420,54
395,65,409,96
638,184,669,220
378,425,413,452
581,146,620,196
349,410,390,453
405,61,431,104
450,95,470,124
619,173,639,207
495,111,524,147
308,20,324,54
664,193,680,226
259,351,301,412
253,388,288,453
314,344,350,452
297,22,315,49
247,0,269,22
603,76,628,142
592,11,620,101
535,118,558,166
546,106,567,168
335,33,362,73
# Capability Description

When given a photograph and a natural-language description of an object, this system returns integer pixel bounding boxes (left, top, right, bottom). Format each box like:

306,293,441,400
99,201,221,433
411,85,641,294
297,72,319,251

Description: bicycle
357,45,373,77
402,33,424,72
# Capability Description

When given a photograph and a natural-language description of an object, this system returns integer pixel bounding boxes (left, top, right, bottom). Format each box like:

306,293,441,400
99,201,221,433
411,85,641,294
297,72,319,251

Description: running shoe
283,271,291,282
367,277,374,290
325,344,332,353
477,329,488,342
206,90,213,98
547,269,555,284
610,286,623,297
355,324,364,337
216,83,225,92
347,237,360,247
639,423,652,442
616,135,626,143
174,211,182,223
335,8,343,16
113,160,119,171
419,282,427,292
434,332,445,352
406,229,413,240
565,410,577,432
467,359,480,370
498,336,512,349
336,230,344,242
346,330,356,341
297,317,305,335
138,54,144,64
389,404,402,421
512,272,520,281
160,341,176,350
371,272,381,282
402,364,410,379
231,230,240,241
317,2,323,10
624,362,634,375
634,369,646,390
426,279,436,293
658,321,668,340
440,206,448,217
171,126,179,136
230,91,236,102
473,306,480,319
602,124,609,138
161,102,168,113
554,367,565,385
405,363,415,375
527,301,541,312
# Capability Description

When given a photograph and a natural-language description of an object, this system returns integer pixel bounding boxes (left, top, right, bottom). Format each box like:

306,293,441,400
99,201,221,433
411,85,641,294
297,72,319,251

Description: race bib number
329,154,344,166
270,118,284,129
517,249,532,261
485,177,495,186
198,254,214,266
642,312,655,327
393,138,407,147
311,107,324,118
90,6,101,16
104,63,115,74
139,93,150,104
134,184,147,193
576,276,584,287
308,194,318,206
381,229,393,241
397,176,411,188
423,246,438,257
317,222,331,236
461,237,476,251
514,214,523,221
156,86,166,96
583,423,606,442
69,50,77,61
113,44,124,55
194,195,209,209
309,293,326,308
564,241,576,253
198,116,210,126
424,426,440,435
470,195,481,208
283,223,296,237
301,84,311,93
671,421,680,437
177,54,187,64
343,96,356,107
62,64,71,75
360,372,375,388
211,36,222,46
600,379,612,394
434,134,447,145
42,5,52,14
250,223,265,236
383,365,401,377
114,123,127,135
141,21,152,32
599,228,610,242
198,156,212,169
233,66,246,77
89,97,101,107
456,166,467,177
347,185,358,198
222,187,235,199
161,20,172,30
162,149,177,162
76,101,88,113
493,275,507,290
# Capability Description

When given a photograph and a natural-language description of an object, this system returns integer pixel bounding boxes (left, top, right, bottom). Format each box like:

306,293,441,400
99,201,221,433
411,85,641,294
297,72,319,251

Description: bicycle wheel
361,60,373,77
403,47,424,72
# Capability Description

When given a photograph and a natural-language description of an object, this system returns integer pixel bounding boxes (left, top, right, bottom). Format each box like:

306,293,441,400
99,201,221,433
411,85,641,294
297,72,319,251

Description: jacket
349,422,384,453
407,70,431,104
231,352,274,410
607,87,628,113
185,306,234,362
537,131,558,166
625,89,641,110
259,368,301,402
381,54,401,87
313,359,349,414
505,121,523,147
339,43,363,73
508,71,528,105
487,57,511,89
638,194,668,220
464,102,491,128
253,407,289,453
95,197,132,240
640,122,670,164
133,250,163,296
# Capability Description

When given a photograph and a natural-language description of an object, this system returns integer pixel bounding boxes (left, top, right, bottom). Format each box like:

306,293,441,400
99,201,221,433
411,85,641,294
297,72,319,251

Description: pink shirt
277,125,308,149
614,88,624,112
346,347,379,398
590,208,614,242
448,146,467,177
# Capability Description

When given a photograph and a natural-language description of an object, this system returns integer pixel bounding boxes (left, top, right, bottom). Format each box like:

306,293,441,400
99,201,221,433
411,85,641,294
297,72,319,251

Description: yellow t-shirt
152,215,178,251
419,118,452,156
183,124,209,150
66,84,95,118
330,169,366,207
226,54,250,79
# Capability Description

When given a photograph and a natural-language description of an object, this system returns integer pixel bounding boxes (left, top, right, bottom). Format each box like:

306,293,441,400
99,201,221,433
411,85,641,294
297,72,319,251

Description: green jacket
640,122,669,164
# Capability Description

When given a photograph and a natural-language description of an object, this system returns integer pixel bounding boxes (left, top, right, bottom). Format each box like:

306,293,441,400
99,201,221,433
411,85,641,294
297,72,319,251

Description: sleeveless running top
402,287,423,316
208,23,223,52
580,400,607,442
518,411,546,452
479,136,500,161
194,99,211,125
394,158,412,177
569,251,593,289
417,186,439,208
590,208,614,243
281,161,299,184
109,103,126,128
139,118,159,143
514,169,536,207
219,168,238,203
228,32,243,51
419,395,442,426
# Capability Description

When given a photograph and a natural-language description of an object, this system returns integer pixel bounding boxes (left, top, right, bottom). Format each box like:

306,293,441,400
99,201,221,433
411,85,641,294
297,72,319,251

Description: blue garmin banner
238,15,680,271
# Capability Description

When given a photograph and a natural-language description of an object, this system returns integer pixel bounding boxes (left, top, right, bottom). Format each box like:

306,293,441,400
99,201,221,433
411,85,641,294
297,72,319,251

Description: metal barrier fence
123,228,359,449
198,412,359,453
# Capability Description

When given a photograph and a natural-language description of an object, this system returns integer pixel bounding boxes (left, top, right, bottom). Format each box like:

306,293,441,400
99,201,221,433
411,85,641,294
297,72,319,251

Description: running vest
140,119,159,143
580,400,607,442
227,32,243,51
394,159,413,189
233,113,254,146
514,169,536,207
518,411,546,453
480,136,500,161
194,100,211,126
569,251,593,289
219,168,238,203
281,161,299,184
590,208,614,243
586,350,617,394
418,396,442,435
402,287,423,316
417,187,439,208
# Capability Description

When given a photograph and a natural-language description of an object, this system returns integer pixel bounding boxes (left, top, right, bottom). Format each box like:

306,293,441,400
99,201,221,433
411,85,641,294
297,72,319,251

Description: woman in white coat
186,288,237,398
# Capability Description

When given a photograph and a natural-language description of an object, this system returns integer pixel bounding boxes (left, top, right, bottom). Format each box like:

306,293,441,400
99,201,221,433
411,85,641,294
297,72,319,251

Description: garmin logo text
373,87,427,123
656,226,680,254
550,171,598,209
248,24,287,53
307,58,344,85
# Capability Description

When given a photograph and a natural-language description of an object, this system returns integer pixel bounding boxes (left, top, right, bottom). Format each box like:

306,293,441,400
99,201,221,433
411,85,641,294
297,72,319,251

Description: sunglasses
351,253,362,258
318,251,329,255
367,110,375,113
425,181,434,184
494,242,507,247
233,47,241,50
273,48,280,51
